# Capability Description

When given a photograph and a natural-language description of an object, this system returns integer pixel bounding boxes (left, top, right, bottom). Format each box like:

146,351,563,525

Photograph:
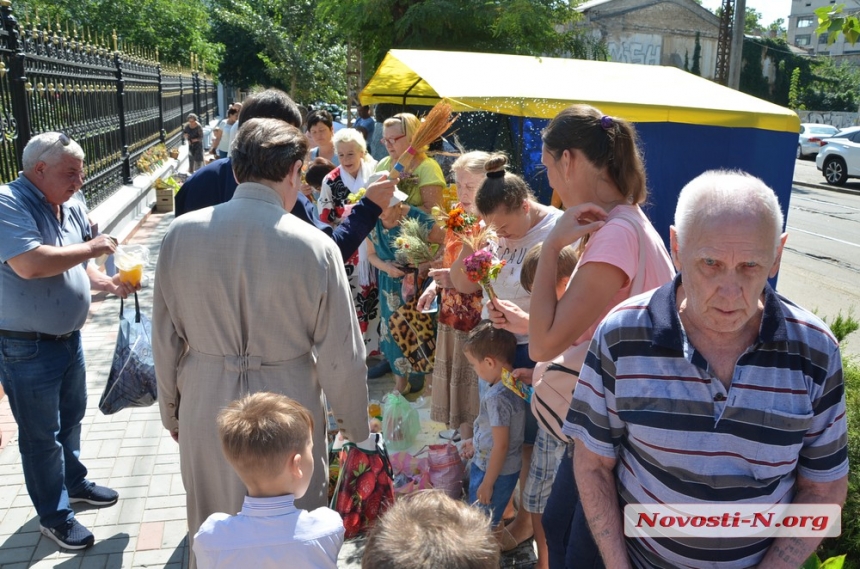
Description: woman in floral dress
417,151,490,435
317,128,380,354
366,192,445,395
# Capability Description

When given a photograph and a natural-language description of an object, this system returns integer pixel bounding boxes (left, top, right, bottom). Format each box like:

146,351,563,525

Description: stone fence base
796,110,860,129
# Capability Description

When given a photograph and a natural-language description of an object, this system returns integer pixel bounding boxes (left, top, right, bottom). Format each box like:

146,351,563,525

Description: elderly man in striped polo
565,170,848,569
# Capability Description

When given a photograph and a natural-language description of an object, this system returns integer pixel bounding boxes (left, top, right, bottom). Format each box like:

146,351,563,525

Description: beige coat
153,183,369,558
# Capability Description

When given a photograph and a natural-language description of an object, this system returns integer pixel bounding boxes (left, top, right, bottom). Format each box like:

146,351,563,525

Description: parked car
798,123,839,159
815,126,860,185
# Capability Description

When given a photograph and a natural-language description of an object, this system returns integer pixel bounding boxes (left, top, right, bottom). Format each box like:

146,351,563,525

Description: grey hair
22,132,85,171
674,170,784,250
333,127,368,157
451,151,492,177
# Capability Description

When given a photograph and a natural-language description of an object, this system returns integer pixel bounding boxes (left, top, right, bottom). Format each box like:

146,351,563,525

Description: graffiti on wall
607,33,662,65
798,110,860,129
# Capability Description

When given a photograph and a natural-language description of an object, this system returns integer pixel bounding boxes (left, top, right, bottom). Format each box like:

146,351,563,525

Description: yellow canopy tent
361,49,798,244
360,49,798,132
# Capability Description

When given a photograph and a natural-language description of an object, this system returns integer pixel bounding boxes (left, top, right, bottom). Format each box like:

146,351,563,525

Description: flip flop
500,527,534,553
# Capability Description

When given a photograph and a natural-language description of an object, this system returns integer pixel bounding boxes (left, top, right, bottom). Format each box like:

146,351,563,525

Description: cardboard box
155,188,174,213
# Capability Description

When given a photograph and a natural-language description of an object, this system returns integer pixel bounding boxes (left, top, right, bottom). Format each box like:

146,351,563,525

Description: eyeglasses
382,134,406,146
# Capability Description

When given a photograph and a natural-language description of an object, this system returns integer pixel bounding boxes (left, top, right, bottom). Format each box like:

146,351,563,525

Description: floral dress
430,212,484,427
318,162,380,355
370,207,436,378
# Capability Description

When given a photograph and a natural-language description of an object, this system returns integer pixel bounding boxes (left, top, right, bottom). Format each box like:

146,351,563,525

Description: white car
798,123,839,159
815,126,860,185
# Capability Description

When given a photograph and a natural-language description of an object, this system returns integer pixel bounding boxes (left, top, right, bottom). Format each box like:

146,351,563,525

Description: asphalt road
777,158,860,357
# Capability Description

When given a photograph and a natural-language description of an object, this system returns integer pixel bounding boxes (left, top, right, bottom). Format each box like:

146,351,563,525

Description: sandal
499,527,534,553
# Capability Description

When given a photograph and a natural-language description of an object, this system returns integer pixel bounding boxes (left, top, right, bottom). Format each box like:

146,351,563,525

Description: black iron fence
0,4,218,208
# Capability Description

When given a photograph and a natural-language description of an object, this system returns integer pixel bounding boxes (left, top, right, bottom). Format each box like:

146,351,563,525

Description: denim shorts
523,427,565,513
469,462,520,527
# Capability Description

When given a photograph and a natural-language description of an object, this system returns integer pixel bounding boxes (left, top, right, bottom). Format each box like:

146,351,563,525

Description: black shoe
69,483,119,507
40,519,95,550
368,360,391,379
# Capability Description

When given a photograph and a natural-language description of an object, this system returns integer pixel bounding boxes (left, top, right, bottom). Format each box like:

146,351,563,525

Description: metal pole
728,0,746,89
115,52,131,184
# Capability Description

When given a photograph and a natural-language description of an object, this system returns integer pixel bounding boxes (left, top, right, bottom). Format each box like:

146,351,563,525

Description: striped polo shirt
565,274,848,568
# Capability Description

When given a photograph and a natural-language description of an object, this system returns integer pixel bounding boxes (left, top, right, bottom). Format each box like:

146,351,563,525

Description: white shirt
485,207,563,343
193,495,344,569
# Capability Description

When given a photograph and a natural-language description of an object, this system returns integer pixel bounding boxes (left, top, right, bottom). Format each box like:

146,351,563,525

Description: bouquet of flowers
462,248,505,301
393,217,436,269
432,205,477,234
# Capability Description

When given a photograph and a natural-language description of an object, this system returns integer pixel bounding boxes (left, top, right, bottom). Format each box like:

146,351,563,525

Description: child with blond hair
193,392,343,569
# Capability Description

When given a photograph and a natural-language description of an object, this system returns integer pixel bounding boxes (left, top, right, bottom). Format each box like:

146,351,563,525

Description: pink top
570,204,675,350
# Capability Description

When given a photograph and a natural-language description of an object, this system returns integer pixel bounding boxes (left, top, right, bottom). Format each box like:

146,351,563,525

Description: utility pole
728,0,746,89
714,0,734,84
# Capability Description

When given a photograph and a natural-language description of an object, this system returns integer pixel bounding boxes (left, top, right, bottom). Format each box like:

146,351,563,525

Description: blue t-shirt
473,380,525,476
0,175,92,334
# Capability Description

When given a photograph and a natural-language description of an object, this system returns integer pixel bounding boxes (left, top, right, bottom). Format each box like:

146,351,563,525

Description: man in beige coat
153,118,370,564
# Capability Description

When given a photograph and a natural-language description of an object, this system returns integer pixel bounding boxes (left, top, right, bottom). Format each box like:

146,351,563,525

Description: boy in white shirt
193,393,343,569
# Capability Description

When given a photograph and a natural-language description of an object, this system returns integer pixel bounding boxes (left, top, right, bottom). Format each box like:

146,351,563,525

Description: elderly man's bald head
673,170,784,253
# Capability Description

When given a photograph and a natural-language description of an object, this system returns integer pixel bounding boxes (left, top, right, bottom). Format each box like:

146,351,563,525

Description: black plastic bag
99,293,157,414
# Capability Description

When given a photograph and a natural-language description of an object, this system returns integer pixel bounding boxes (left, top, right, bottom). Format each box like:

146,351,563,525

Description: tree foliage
691,31,701,76
816,4,860,46
318,0,606,74
714,6,762,34
12,0,217,70
212,0,345,103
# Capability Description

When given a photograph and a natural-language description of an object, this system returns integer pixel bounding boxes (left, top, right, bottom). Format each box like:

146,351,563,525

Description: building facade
578,0,720,79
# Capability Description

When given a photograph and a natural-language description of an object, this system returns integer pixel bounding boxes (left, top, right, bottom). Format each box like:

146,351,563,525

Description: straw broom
389,100,456,179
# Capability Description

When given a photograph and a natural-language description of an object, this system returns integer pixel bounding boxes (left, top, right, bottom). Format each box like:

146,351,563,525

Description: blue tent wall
509,117,796,250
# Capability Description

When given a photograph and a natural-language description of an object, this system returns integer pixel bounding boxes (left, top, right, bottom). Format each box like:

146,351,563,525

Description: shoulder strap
611,209,649,296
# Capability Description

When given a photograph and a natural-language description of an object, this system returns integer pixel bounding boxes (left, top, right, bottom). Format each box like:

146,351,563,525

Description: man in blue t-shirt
0,133,138,551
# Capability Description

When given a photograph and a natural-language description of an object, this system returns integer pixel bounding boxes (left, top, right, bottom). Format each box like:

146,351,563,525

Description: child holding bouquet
449,153,562,550
417,151,490,437
366,189,445,396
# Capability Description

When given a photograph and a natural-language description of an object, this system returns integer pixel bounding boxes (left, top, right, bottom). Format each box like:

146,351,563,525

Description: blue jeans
0,332,89,528
542,444,604,569
469,462,520,527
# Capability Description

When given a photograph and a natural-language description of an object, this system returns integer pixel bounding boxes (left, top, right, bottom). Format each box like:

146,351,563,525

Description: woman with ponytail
495,104,675,568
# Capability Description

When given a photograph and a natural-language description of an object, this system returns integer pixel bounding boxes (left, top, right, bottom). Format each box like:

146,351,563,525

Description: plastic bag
330,433,394,539
389,450,432,495
99,293,157,414
114,245,149,287
382,391,420,452
427,443,465,499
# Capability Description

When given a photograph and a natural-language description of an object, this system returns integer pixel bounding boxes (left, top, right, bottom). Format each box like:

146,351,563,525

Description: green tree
691,31,702,76
213,0,346,103
816,4,860,46
684,49,689,72
318,0,606,73
13,0,217,70
768,17,787,37
789,66,803,109
714,6,762,34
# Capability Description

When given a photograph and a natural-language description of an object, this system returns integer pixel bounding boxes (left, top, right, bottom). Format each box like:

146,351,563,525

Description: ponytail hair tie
486,170,505,179
600,115,614,130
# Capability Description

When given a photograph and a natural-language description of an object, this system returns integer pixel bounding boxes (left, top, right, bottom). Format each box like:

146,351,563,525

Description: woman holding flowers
366,190,445,395
375,113,446,214
317,128,380,354
450,153,563,551
416,151,490,435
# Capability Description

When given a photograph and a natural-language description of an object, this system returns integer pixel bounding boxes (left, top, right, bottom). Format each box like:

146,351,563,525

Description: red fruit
377,470,390,487
356,471,376,501
343,512,361,539
345,450,370,475
364,490,382,522
336,489,353,514
370,454,384,474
